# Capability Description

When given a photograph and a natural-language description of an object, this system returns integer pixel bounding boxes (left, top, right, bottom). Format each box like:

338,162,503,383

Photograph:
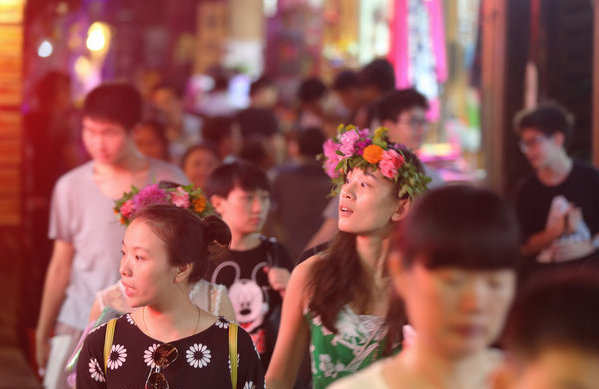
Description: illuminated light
86,22,111,52
37,40,53,57
74,56,92,78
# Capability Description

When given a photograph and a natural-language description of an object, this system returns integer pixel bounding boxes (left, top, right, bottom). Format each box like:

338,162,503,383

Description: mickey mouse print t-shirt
209,238,293,369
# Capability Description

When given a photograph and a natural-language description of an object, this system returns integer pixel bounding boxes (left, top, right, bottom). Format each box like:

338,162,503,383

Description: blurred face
505,348,599,389
119,219,175,308
214,187,270,237
384,107,429,150
183,148,219,188
338,168,403,235
82,117,130,165
394,260,516,358
335,87,361,112
133,124,167,160
519,128,562,170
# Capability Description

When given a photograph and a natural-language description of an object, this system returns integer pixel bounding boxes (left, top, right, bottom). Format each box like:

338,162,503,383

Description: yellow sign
0,0,24,24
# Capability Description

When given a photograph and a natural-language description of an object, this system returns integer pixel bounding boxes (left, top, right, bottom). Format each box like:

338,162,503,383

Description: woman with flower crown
76,204,264,388
84,181,235,328
265,126,430,389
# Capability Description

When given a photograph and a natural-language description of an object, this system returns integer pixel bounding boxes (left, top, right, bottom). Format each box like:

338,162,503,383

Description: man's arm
521,213,567,256
35,240,75,370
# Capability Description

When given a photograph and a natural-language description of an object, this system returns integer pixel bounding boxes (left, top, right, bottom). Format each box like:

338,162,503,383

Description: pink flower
133,184,169,210
379,149,405,179
323,139,339,159
171,187,190,208
324,155,343,178
339,130,360,156
323,139,342,178
355,139,371,155
120,199,135,218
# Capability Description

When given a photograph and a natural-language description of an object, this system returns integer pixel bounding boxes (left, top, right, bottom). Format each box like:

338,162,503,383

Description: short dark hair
332,70,359,91
505,269,599,359
181,142,220,169
298,77,327,103
376,88,429,123
202,116,234,145
298,127,325,157
514,102,574,147
358,58,396,93
250,76,274,96
204,159,271,198
132,204,231,282
83,83,143,131
392,185,520,270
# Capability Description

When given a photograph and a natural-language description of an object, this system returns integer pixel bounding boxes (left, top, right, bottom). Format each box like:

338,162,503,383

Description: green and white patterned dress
305,305,397,389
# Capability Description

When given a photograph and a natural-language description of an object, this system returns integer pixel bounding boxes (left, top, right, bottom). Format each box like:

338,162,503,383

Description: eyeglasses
145,343,178,389
519,135,549,152
397,117,430,129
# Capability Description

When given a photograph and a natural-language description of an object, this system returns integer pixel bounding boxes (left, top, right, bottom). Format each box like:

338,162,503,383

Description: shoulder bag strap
103,318,117,377
229,322,239,389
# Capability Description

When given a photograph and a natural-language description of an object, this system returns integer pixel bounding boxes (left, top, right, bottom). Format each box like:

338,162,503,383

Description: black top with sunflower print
76,313,264,389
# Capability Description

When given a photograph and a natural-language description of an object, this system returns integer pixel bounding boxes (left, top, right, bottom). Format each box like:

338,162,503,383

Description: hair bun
201,215,231,263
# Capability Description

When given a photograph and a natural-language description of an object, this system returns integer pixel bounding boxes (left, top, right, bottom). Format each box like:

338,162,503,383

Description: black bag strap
260,234,280,268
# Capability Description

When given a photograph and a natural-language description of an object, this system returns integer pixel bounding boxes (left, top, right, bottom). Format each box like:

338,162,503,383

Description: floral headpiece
114,182,213,225
322,124,430,199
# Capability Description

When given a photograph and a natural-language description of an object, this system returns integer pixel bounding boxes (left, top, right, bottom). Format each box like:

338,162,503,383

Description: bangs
395,185,520,270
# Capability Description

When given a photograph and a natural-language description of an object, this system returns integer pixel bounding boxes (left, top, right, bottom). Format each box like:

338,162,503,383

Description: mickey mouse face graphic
211,261,269,333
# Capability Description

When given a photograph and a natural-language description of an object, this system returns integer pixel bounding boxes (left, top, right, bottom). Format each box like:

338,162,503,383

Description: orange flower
362,144,384,164
193,196,206,213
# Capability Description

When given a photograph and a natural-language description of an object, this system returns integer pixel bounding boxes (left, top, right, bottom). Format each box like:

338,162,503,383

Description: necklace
142,305,201,339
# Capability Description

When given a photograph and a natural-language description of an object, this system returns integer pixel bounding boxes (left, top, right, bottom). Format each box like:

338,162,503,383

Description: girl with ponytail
76,204,264,388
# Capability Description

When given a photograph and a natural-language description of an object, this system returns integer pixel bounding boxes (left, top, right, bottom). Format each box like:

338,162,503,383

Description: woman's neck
140,285,199,343
355,232,390,281
230,232,262,251
387,340,497,388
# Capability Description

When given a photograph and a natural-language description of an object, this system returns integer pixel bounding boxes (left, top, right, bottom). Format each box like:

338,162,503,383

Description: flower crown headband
114,182,213,225
322,124,431,199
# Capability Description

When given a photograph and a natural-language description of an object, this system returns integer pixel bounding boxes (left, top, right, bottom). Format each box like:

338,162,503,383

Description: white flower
186,343,211,368
126,313,136,325
88,321,107,334
228,353,240,372
215,317,229,329
144,344,160,367
107,344,127,370
88,357,105,382
243,381,254,389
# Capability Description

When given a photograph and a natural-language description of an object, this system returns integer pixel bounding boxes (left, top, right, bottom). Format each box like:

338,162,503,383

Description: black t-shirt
514,161,599,246
208,237,293,369
76,314,264,389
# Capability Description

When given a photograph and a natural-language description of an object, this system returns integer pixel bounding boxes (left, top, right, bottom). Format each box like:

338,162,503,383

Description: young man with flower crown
35,83,188,389
266,125,429,389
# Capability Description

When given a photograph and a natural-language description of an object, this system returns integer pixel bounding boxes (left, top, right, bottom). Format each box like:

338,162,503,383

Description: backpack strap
229,322,239,389
260,234,280,267
103,318,117,377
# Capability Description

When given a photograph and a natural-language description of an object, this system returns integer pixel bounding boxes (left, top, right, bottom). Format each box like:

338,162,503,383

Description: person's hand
553,239,593,262
566,207,583,234
35,331,50,374
264,267,291,297
545,212,568,241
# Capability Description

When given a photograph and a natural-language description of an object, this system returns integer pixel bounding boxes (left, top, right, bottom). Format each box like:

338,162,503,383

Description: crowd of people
28,58,599,389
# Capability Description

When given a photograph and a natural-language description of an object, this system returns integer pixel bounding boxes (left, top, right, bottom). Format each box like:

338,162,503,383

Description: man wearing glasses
513,103,599,264
376,88,443,187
